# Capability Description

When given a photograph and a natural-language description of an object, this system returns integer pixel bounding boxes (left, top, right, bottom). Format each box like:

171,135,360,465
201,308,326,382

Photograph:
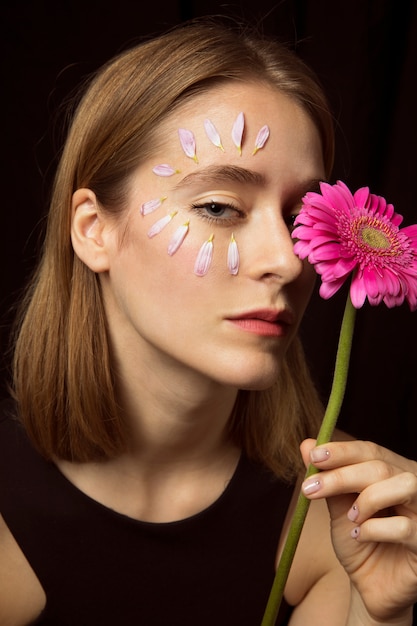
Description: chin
227,365,283,392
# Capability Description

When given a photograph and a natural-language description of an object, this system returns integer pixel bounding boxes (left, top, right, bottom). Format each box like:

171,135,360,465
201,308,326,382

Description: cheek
142,218,232,281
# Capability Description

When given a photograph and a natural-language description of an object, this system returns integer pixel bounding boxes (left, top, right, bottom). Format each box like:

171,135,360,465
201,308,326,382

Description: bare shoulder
283,495,350,623
0,514,45,626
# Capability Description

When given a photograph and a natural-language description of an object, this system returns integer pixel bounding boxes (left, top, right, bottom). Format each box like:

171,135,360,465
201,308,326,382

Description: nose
244,213,304,284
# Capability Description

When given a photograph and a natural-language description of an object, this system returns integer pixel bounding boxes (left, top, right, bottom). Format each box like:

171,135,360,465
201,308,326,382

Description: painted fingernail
347,504,359,522
302,477,322,495
310,447,330,463
351,526,360,539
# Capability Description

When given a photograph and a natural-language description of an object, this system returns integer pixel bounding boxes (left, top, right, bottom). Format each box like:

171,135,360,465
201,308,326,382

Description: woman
1,18,417,625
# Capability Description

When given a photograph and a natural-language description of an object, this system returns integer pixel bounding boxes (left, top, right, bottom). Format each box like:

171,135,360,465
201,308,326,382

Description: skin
1,82,417,625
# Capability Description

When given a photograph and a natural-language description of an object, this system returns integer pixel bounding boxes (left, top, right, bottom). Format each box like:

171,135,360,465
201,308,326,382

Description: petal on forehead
231,112,245,155
252,125,270,155
204,119,224,151
178,129,198,163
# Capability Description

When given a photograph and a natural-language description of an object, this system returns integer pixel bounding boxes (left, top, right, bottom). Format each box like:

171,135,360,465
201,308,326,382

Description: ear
71,188,110,273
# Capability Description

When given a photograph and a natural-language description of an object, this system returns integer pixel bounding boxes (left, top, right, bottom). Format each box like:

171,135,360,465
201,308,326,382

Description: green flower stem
261,293,357,626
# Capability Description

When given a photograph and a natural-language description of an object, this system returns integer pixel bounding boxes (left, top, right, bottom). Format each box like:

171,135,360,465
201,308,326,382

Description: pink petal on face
152,164,180,177
141,197,167,216
178,128,198,163
204,119,224,151
147,212,177,238
194,235,214,276
167,221,189,256
227,234,239,275
252,125,270,155
231,112,244,155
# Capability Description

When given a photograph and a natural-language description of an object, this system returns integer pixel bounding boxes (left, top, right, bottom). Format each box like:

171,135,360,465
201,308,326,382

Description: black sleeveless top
0,406,294,625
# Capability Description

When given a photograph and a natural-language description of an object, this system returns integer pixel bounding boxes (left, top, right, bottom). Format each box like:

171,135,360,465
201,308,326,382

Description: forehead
143,82,324,188
152,82,323,168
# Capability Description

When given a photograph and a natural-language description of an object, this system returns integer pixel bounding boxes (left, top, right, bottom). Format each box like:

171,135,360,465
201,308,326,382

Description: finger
348,472,417,524
307,439,417,474
351,515,417,552
300,438,317,469
301,459,398,499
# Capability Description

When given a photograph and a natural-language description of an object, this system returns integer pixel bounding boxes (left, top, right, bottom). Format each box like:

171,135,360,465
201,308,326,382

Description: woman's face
99,82,325,390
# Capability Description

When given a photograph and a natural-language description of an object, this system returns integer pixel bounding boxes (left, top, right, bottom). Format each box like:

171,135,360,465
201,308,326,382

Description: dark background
2,0,417,460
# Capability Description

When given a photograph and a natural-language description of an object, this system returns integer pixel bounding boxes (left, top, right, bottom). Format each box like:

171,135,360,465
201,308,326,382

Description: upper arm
0,514,45,626
283,498,350,625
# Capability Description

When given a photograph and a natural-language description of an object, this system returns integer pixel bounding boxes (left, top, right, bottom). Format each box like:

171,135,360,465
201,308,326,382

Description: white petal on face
194,236,214,276
227,234,239,275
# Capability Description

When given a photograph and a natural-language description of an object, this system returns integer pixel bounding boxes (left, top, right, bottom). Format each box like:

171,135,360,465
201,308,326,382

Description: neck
114,358,239,468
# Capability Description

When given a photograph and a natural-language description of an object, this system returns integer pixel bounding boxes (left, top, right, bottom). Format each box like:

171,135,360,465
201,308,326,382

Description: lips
226,308,294,337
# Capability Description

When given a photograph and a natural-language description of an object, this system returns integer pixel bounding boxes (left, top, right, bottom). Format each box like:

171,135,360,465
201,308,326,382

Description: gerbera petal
292,240,311,259
194,235,214,276
319,278,346,300
167,221,189,255
152,164,180,177
349,272,368,308
227,233,239,275
141,196,167,216
204,119,224,151
147,211,177,238
329,257,357,280
252,125,270,155
401,224,417,242
309,242,342,262
321,181,354,212
178,128,198,163
231,112,245,155
353,186,370,210
362,266,382,299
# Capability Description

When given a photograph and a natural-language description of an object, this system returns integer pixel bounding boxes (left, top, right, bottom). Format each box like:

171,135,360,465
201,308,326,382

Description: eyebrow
173,165,267,190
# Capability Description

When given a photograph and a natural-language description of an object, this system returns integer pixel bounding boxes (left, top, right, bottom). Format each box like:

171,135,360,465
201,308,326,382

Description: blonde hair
12,18,333,477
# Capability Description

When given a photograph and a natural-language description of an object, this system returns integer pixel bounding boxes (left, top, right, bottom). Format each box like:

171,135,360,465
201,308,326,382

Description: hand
300,438,417,624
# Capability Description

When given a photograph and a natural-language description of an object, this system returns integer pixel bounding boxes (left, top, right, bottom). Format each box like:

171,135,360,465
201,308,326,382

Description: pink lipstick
226,309,293,337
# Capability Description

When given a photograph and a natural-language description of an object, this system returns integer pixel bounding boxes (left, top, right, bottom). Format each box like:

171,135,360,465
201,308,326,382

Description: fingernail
347,504,359,522
302,477,322,495
310,447,330,463
351,526,360,539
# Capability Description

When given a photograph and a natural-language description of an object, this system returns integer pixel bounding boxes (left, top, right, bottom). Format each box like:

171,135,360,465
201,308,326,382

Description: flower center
351,215,401,258
360,225,391,249
337,210,415,270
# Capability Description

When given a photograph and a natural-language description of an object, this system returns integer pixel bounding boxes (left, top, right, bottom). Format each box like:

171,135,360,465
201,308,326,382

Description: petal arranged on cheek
147,212,178,238
227,233,239,275
141,196,167,215
167,221,190,255
194,235,214,276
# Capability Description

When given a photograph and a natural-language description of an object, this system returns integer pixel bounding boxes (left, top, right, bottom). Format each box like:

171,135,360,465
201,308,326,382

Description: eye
190,200,244,224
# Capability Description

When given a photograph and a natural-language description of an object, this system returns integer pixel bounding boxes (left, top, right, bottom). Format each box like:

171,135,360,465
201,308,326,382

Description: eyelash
190,200,300,232
190,201,244,225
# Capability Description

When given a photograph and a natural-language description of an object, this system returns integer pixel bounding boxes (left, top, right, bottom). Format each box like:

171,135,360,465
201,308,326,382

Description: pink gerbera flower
292,180,417,310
